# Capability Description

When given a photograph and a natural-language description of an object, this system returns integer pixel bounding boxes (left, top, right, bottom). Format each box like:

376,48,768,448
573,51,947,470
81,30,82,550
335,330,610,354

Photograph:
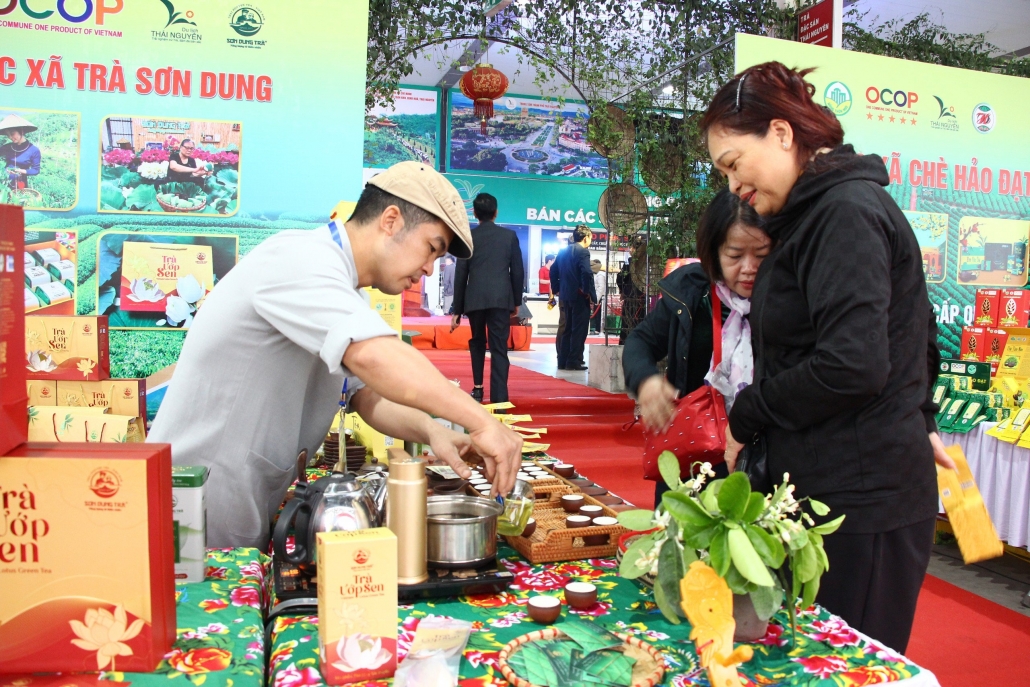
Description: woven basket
504,494,626,563
498,629,665,687
157,197,206,213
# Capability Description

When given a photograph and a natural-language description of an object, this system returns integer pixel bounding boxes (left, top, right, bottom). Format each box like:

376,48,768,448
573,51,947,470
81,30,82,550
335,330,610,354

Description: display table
100,548,268,687
267,546,938,687
940,424,1030,549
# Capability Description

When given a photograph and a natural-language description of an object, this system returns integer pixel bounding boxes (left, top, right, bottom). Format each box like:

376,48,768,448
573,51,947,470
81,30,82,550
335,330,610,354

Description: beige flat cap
367,161,473,259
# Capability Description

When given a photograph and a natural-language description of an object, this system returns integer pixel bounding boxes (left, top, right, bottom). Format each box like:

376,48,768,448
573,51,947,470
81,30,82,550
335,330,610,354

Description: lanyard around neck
328,220,344,250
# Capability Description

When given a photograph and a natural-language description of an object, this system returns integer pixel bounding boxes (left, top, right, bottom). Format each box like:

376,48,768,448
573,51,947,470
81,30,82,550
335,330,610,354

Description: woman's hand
724,425,745,473
928,432,957,470
638,375,677,432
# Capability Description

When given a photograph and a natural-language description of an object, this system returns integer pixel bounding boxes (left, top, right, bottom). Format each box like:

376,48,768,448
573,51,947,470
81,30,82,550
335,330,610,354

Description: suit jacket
453,220,525,314
555,243,596,305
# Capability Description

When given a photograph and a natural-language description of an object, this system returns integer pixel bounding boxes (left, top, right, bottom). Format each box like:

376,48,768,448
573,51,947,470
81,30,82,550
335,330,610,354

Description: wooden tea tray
503,494,626,564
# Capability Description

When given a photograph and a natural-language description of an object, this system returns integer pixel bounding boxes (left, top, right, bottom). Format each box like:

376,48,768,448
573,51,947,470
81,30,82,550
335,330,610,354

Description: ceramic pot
733,592,770,642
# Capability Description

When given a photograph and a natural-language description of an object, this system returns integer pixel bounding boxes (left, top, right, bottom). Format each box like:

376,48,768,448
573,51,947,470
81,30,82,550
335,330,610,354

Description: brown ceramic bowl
579,505,603,518
566,515,591,529
570,478,593,487
521,518,537,538
607,503,635,513
561,494,585,513
582,486,609,497
564,582,597,609
553,464,576,478
594,494,624,506
583,533,610,546
527,596,562,624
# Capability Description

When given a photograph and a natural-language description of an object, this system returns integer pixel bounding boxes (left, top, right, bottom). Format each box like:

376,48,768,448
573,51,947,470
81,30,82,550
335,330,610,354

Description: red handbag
641,285,728,481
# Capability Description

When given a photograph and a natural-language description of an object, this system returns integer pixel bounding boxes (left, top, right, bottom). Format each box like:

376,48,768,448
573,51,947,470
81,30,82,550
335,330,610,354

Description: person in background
0,114,41,190
623,189,771,505
550,237,574,361
451,193,525,403
441,254,456,314
556,226,595,371
149,162,522,548
539,254,555,295
701,62,954,653
168,138,213,183
590,259,606,334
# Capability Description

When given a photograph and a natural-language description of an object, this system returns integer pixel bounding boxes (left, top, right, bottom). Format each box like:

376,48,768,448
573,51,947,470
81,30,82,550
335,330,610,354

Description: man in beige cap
149,161,523,548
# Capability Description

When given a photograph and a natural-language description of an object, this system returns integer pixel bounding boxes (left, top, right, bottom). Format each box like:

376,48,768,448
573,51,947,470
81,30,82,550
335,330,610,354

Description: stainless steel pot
426,495,502,568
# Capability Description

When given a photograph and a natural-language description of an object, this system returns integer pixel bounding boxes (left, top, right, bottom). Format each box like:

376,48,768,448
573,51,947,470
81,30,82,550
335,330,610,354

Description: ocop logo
972,103,996,134
353,548,370,564
823,81,852,116
88,468,122,499
0,0,123,24
865,86,919,109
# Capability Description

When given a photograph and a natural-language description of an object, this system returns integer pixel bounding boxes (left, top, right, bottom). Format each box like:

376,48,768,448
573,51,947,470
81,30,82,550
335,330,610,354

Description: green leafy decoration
809,498,830,516
662,491,713,527
728,527,774,587
745,523,786,569
716,472,751,520
742,491,766,522
618,532,657,579
654,538,684,624
708,527,731,577
657,451,680,490
616,509,655,532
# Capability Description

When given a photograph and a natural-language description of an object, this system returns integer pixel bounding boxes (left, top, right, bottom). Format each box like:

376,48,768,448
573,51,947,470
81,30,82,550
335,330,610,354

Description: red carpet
422,349,654,509
908,574,1030,685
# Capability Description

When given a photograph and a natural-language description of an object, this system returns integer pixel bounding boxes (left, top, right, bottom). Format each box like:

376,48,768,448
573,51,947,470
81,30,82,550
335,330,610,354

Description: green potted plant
617,452,844,643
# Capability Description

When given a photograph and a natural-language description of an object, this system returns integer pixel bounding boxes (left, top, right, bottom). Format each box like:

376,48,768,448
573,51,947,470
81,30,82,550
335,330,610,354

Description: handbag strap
710,284,723,368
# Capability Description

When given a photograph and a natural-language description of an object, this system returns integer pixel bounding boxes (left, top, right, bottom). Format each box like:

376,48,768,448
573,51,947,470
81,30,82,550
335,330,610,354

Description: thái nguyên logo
159,0,196,28
823,81,852,116
931,96,959,132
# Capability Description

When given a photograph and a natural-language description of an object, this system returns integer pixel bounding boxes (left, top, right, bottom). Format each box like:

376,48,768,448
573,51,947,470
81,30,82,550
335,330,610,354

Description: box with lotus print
317,528,398,685
25,316,110,381
120,241,213,313
0,442,176,674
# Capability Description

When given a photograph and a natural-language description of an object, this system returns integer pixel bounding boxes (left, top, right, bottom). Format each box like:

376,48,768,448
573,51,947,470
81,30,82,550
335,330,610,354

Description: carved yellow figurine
680,560,753,687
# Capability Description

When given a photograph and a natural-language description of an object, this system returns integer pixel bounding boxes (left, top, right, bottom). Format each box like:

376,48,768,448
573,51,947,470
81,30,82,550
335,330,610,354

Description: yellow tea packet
937,445,1004,564
29,407,144,443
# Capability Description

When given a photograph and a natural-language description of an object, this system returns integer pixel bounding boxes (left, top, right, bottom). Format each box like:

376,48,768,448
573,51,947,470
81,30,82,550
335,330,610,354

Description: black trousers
468,308,511,404
555,302,567,359
558,298,589,369
816,516,935,654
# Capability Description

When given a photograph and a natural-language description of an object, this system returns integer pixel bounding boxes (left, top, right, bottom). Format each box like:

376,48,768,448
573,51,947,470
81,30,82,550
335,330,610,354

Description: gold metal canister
385,449,428,585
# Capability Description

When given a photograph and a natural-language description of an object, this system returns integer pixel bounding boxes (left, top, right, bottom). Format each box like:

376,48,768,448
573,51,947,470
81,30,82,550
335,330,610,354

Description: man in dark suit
451,193,525,403
550,236,573,360
556,226,596,370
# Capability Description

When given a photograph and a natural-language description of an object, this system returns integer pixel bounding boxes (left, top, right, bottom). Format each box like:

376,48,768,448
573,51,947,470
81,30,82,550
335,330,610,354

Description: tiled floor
504,343,1030,616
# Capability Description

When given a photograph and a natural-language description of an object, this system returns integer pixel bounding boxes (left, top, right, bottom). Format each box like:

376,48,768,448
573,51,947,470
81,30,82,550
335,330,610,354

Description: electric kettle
272,469,380,573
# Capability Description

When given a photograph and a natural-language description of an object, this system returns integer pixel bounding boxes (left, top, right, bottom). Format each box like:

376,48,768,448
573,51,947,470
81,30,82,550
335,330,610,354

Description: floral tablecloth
102,548,269,687
267,546,938,687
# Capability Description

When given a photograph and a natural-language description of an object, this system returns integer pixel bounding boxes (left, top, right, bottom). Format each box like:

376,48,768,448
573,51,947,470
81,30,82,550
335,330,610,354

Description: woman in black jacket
623,189,771,505
700,61,955,653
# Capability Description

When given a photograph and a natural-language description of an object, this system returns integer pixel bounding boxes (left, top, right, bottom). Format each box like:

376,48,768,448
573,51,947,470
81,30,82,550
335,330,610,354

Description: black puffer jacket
728,145,940,534
623,263,716,397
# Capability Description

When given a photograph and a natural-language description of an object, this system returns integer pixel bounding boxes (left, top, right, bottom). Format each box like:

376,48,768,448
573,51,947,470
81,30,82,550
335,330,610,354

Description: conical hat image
0,113,38,136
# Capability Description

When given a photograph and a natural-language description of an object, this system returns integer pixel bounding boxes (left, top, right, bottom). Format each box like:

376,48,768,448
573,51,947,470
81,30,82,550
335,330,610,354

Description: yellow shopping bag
937,445,1004,564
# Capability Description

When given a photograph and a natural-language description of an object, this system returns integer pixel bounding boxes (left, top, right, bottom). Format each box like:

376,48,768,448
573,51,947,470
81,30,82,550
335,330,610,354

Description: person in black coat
702,61,955,653
550,236,574,359
452,193,525,403
555,226,596,370
623,189,770,505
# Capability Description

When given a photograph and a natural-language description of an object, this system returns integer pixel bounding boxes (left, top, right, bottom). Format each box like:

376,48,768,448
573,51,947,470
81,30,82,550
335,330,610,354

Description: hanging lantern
459,63,509,135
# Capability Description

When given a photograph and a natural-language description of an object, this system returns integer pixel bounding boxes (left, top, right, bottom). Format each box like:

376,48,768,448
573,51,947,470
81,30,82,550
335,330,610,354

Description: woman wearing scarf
623,188,771,505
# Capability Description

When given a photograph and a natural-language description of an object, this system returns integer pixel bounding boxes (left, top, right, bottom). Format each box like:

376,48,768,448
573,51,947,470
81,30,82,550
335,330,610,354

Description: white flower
126,277,165,303
331,633,393,673
701,461,716,477
138,161,169,179
26,350,58,373
781,530,791,543
176,274,205,304
783,472,790,483
121,186,132,198
165,295,193,327
654,509,672,530
69,605,144,671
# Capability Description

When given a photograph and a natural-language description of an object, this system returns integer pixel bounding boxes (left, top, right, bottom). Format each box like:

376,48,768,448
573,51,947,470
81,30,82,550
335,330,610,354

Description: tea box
120,241,213,313
28,407,144,443
31,247,62,266
985,328,1009,375
960,326,986,362
974,289,1001,327
47,259,76,282
999,290,1030,328
317,528,398,685
1,205,27,455
56,379,148,421
171,466,209,583
0,442,176,673
25,315,110,381
34,280,73,307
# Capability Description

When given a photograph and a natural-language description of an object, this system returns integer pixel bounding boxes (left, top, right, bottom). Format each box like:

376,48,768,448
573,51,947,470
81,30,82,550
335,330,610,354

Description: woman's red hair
700,61,844,167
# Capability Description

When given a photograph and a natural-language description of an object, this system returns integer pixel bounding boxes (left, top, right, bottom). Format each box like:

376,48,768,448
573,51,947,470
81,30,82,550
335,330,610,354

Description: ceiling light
459,65,472,72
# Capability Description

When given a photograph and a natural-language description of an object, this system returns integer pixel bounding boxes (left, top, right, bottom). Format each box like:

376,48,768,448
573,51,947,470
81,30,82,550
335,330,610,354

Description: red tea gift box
0,204,27,455
0,443,176,674
960,326,986,362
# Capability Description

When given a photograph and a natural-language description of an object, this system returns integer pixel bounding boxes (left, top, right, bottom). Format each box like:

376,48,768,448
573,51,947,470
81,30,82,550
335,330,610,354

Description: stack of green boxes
933,374,1008,433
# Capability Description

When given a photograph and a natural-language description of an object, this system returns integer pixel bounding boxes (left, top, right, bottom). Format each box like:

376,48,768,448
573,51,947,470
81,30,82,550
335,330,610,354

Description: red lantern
459,63,509,134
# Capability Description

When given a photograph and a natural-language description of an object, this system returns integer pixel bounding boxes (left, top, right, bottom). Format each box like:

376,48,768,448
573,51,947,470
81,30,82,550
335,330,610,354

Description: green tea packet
938,398,967,430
